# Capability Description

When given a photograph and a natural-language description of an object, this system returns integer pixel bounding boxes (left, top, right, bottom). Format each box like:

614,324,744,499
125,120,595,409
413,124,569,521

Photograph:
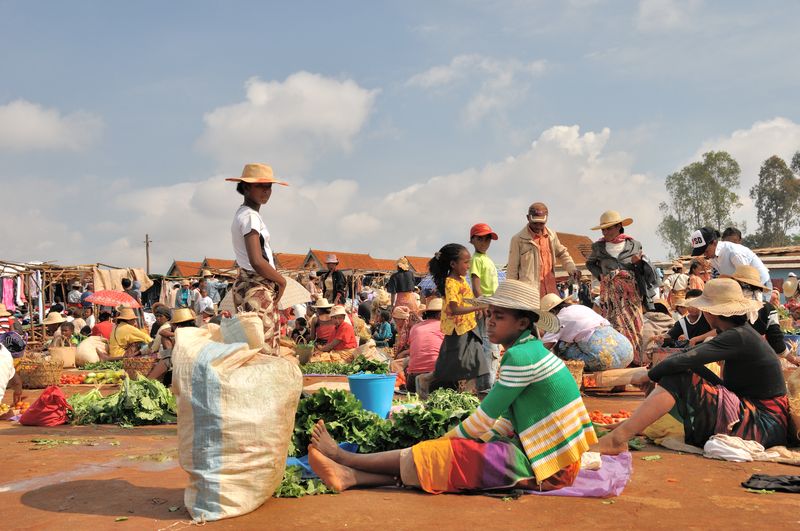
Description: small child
372,309,393,347
428,243,487,392
291,317,311,343
469,223,501,390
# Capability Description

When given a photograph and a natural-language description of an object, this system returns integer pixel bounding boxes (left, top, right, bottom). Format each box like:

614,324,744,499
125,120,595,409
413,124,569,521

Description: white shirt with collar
713,241,771,287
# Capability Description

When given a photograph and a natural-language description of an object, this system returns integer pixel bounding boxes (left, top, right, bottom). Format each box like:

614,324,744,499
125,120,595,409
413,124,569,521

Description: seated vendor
539,293,633,372
599,278,789,454
371,309,393,347
42,311,66,344
308,280,597,494
640,299,675,358
50,321,84,347
109,306,152,358
403,298,445,393
310,298,335,346
312,305,357,362
660,289,713,348
148,308,196,385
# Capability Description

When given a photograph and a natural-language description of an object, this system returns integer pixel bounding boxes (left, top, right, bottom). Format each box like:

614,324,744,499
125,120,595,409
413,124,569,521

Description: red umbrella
85,290,141,309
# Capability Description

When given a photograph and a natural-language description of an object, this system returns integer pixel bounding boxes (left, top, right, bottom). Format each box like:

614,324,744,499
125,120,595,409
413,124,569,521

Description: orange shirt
531,229,556,296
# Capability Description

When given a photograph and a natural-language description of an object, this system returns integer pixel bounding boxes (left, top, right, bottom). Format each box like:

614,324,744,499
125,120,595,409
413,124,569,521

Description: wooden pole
145,234,151,275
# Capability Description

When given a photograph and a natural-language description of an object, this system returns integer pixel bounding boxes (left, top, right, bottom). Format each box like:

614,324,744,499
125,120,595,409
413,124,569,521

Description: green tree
657,151,742,257
749,155,800,247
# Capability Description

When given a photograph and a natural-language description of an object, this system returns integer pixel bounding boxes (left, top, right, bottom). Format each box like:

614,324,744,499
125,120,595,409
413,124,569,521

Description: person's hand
631,370,651,386
571,270,581,283
677,334,686,341
275,276,287,303
688,336,703,346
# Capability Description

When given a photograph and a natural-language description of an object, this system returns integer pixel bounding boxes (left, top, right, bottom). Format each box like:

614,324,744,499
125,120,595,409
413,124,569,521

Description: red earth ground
2,387,800,530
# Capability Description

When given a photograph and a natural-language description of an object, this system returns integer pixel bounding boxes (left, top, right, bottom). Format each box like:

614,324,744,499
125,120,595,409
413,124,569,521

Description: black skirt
432,329,488,383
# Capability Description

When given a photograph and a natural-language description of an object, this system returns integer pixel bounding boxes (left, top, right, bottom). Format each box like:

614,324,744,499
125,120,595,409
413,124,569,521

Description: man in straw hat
507,202,577,306
148,308,196,383
320,254,347,305
724,265,797,361
108,306,152,358
689,226,771,289
599,278,789,455
306,279,597,495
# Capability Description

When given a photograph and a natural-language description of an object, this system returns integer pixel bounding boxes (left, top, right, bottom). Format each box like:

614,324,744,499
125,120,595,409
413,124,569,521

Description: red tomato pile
590,409,632,425
59,374,86,385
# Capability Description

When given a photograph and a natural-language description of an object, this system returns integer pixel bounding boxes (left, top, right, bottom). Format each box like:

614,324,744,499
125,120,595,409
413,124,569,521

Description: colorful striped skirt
232,269,280,356
599,271,645,366
659,372,789,448
406,437,579,494
555,325,634,372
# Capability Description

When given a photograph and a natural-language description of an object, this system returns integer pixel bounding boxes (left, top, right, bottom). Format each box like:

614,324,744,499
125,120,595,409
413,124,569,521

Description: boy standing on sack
469,223,501,390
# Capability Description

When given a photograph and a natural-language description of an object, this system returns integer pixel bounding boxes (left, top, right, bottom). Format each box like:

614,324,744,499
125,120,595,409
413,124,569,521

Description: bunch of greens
289,388,478,456
300,355,389,375
80,360,123,371
67,376,177,427
273,465,334,498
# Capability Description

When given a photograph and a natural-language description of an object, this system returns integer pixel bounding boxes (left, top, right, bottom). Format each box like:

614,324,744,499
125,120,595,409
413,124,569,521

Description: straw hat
392,306,411,320
42,312,65,326
171,308,196,324
723,265,769,292
0,304,10,317
473,279,560,333
397,257,410,271
540,293,565,313
116,307,138,321
330,305,347,317
180,279,191,287
201,269,212,277
325,254,339,264
425,298,443,312
686,278,762,317
591,210,633,231
313,297,334,309
784,277,799,298
225,163,289,186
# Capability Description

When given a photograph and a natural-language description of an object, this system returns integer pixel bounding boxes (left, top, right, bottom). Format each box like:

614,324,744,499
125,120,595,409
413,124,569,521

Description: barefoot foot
308,446,357,492
310,420,343,461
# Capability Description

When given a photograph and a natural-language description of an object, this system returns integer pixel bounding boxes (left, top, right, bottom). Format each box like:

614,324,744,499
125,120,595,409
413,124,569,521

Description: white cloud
407,54,547,125
196,72,378,173
0,99,103,152
636,0,702,32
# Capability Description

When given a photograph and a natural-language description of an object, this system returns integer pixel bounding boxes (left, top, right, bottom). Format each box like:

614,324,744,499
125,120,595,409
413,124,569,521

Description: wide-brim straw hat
722,265,769,292
325,254,339,264
540,293,565,314
472,279,560,333
171,308,196,324
42,312,65,325
591,210,634,231
425,298,443,312
686,278,762,317
313,297,334,309
392,306,411,320
225,163,288,186
0,304,10,317
784,277,799,298
397,257,410,271
330,305,347,317
201,269,212,277
116,307,138,321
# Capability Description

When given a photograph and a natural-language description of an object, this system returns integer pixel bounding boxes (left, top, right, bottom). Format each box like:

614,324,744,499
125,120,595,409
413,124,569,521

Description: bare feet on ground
308,446,356,492
311,419,343,460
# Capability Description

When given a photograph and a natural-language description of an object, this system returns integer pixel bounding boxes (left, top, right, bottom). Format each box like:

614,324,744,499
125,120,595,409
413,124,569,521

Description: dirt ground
3,387,800,530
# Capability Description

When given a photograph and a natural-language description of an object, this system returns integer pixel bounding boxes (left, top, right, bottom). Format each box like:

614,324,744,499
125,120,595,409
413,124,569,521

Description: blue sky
2,0,800,272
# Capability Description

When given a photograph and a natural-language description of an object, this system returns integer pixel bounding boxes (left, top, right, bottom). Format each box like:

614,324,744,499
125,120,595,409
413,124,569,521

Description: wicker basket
781,318,794,332
295,344,314,365
122,356,158,379
18,358,63,389
564,360,585,389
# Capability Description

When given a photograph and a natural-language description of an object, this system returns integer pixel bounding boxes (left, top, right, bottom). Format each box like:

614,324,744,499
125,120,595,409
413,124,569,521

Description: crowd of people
1,162,796,499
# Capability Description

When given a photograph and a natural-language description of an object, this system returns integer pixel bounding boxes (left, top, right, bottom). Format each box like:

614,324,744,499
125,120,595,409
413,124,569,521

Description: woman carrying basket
227,163,288,356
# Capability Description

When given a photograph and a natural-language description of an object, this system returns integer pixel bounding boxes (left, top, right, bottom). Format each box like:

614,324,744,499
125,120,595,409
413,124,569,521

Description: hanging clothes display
2,278,15,312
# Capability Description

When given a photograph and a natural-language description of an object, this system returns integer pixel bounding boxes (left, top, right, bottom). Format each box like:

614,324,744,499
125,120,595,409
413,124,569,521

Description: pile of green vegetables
67,376,177,427
80,360,123,371
289,388,479,456
300,355,389,375
274,466,334,498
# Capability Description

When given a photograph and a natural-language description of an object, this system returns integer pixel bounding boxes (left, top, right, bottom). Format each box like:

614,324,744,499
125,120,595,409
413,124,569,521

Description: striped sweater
451,330,597,482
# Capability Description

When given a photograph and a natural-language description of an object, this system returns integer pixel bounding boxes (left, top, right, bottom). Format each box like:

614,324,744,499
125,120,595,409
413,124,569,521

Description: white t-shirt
542,304,610,344
195,296,214,315
604,241,625,259
0,344,15,399
231,205,274,272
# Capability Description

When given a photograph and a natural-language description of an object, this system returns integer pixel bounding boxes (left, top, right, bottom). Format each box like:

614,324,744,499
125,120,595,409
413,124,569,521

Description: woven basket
18,358,63,389
295,344,314,365
122,356,158,379
781,318,794,332
564,360,585,389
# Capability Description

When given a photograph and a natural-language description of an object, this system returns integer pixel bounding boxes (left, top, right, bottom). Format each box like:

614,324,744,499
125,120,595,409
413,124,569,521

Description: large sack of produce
76,336,107,365
172,325,302,522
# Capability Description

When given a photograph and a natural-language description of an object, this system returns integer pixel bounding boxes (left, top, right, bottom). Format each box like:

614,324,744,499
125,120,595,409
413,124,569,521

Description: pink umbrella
85,290,141,309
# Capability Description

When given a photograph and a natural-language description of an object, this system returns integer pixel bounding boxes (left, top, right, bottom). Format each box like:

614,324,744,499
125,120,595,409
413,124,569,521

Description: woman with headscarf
386,257,418,313
599,279,789,454
585,211,657,367
227,163,288,356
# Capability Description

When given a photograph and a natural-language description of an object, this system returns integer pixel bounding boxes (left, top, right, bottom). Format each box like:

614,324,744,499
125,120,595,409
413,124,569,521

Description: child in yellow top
427,243,487,389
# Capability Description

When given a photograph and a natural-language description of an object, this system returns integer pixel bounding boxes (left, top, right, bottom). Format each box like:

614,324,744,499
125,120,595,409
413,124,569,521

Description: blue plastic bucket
347,373,397,418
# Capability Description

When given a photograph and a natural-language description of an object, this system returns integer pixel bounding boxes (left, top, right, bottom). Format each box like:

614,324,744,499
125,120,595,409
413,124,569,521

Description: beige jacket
506,225,576,304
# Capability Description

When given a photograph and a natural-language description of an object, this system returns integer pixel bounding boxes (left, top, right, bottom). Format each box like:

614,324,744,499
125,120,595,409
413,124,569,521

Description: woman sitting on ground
312,306,358,363
109,306,152,358
539,293,633,372
309,280,597,494
660,289,713,348
148,308,196,384
599,279,789,454
402,298,445,393
639,298,675,357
